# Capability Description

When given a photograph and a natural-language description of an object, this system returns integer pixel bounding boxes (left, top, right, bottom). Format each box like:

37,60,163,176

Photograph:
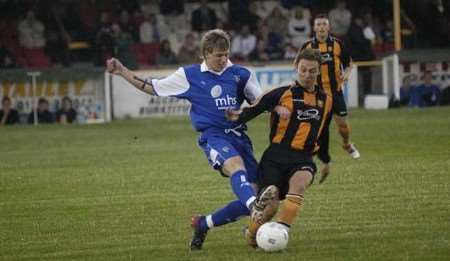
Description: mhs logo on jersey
211,84,237,110
296,109,320,121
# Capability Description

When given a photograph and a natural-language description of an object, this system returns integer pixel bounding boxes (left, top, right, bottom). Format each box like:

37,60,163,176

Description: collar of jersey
200,60,233,75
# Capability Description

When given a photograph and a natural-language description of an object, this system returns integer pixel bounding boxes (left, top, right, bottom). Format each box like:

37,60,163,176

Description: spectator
265,6,289,38
283,43,297,60
159,0,184,16
345,17,375,61
56,97,77,124
231,25,257,61
139,13,160,44
18,10,46,49
119,10,139,42
0,97,20,126
177,32,201,64
112,23,137,70
399,75,416,106
288,6,311,48
0,42,17,68
415,71,442,107
155,39,178,65
241,1,262,33
191,0,218,32
258,23,284,60
249,39,270,62
94,11,114,66
28,98,54,124
328,0,352,38
228,0,250,30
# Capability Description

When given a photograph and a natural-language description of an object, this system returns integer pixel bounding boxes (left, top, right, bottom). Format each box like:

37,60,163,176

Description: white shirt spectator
231,26,257,59
288,7,311,48
18,10,46,48
328,1,352,36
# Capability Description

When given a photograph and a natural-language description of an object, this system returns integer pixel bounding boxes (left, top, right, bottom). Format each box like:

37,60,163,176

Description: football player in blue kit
106,29,283,250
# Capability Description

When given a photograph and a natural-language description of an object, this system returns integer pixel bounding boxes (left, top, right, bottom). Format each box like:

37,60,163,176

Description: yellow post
393,0,401,51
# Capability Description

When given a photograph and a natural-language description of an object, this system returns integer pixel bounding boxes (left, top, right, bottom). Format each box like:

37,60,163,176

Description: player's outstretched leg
189,200,250,250
245,185,279,247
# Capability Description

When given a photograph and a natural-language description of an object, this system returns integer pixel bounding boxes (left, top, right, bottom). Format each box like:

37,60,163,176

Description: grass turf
1,107,449,260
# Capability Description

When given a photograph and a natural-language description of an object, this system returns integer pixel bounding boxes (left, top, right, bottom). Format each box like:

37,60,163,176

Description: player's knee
222,156,245,176
289,171,313,194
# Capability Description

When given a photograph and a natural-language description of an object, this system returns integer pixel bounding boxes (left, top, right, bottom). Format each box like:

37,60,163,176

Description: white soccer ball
256,222,289,252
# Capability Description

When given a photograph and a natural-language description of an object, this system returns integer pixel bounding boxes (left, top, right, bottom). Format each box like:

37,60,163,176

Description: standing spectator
18,10,46,48
416,71,442,107
177,33,201,64
0,42,16,68
56,97,77,124
191,0,218,32
288,6,311,48
28,98,54,124
155,39,178,65
231,25,257,61
0,97,20,126
328,0,352,38
112,23,137,70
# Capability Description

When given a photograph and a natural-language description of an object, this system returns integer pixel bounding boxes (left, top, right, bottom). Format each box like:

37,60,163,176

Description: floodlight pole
27,71,42,126
393,0,401,51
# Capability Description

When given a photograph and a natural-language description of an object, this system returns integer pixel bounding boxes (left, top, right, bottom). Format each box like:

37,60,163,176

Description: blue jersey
151,61,262,132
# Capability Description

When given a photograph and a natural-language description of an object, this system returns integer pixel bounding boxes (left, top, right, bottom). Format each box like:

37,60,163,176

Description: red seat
132,42,160,65
22,47,50,68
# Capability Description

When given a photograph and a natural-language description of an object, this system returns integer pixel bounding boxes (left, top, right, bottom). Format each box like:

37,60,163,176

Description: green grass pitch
1,107,449,261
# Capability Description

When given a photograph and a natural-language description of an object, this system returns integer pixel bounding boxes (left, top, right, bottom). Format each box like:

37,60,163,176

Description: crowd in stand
2,0,443,69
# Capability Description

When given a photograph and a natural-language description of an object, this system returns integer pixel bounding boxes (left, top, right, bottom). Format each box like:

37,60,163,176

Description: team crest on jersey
222,147,230,153
321,53,332,62
234,75,240,83
318,100,324,107
328,47,333,52
211,85,222,98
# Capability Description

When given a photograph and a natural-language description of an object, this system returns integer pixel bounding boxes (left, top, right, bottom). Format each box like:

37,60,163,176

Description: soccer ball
256,222,289,252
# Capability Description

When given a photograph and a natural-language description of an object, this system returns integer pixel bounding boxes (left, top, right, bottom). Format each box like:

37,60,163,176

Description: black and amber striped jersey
301,36,351,95
237,82,332,155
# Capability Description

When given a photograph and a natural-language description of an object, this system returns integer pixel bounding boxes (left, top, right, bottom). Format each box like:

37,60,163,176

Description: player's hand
274,105,291,120
225,109,241,122
106,57,124,75
319,163,330,184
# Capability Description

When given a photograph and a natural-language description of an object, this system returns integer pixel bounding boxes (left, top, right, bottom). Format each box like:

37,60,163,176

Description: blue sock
230,170,256,209
198,200,250,232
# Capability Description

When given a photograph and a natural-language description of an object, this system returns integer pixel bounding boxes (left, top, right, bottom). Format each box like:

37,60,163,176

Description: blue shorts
198,129,258,183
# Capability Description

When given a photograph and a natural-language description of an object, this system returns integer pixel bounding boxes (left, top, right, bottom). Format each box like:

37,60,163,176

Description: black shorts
332,91,348,117
257,149,317,200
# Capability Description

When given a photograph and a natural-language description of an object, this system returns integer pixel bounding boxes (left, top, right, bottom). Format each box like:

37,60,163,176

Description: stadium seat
22,47,51,68
132,42,160,65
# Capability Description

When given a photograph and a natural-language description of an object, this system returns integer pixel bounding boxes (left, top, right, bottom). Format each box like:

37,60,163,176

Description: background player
301,14,360,183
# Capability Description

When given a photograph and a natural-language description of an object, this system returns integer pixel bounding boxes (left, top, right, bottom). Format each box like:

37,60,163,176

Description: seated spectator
288,6,311,48
249,39,270,62
283,43,297,59
18,10,46,49
112,23,137,69
328,0,352,38
177,32,200,64
0,42,16,68
265,6,289,38
191,0,218,32
415,71,442,107
56,97,77,124
155,39,178,65
231,25,256,61
119,10,139,42
94,12,114,66
28,98,54,124
258,23,284,60
140,13,160,44
399,75,416,106
0,97,20,126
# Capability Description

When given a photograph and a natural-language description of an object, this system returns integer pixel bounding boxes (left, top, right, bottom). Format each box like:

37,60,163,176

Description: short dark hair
2,96,11,104
294,48,323,67
200,29,230,58
314,13,329,21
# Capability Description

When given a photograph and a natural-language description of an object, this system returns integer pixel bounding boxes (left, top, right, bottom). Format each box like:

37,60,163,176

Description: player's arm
106,58,156,95
340,41,353,82
227,87,286,123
